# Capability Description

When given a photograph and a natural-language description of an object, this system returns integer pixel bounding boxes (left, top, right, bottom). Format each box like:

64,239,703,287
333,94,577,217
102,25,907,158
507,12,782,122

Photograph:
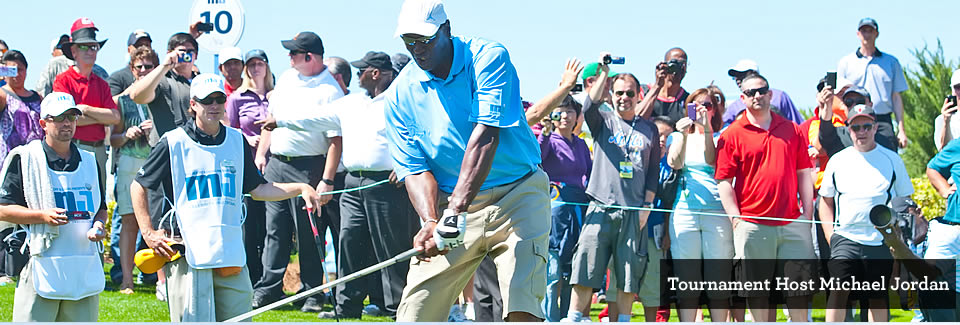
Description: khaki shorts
164,258,254,322
396,170,551,322
114,155,147,216
570,202,647,293
734,220,818,297
12,258,99,322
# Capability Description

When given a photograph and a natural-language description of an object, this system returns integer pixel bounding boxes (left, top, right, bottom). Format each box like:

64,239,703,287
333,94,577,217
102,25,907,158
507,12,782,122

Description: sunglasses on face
356,68,370,78
850,123,874,132
288,50,307,57
133,64,155,71
76,44,100,52
843,97,866,108
743,86,770,97
195,95,226,105
46,114,78,122
697,101,714,109
401,32,439,47
614,90,636,98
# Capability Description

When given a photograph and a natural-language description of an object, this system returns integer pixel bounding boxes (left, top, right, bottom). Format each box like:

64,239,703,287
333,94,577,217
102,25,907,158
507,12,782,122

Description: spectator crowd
0,0,959,322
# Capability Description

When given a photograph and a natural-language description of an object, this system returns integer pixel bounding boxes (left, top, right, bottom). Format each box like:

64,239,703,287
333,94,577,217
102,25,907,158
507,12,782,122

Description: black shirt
134,121,266,231
147,71,193,135
649,87,689,125
108,67,135,96
0,141,107,212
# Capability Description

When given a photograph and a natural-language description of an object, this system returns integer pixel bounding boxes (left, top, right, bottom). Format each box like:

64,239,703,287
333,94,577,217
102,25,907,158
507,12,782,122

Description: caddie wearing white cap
0,92,107,321
129,74,324,321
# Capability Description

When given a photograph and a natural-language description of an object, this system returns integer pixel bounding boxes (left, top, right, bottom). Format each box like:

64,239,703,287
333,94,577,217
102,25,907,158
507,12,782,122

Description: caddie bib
31,148,104,300
166,126,245,269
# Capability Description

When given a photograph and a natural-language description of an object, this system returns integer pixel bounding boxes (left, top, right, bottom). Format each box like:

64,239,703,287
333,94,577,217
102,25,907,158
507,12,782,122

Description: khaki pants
12,258,99,322
396,170,551,321
164,258,253,322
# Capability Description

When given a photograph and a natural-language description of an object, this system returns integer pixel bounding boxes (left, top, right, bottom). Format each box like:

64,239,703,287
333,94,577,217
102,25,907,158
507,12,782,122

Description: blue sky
4,0,958,112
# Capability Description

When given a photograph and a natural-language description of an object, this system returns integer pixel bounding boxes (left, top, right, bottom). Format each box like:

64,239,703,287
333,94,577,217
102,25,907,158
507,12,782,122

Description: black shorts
827,234,893,299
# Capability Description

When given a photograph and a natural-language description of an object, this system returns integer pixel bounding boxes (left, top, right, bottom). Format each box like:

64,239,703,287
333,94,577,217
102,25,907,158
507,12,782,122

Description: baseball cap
394,0,447,38
727,59,759,77
50,34,70,53
127,29,151,47
841,85,870,98
351,51,393,72
858,17,879,30
847,104,876,123
392,53,411,73
218,47,243,65
244,49,268,64
190,73,226,99
951,69,960,87
70,17,98,34
281,32,324,55
63,18,107,61
40,92,82,118
134,243,184,274
892,197,918,214
581,63,617,81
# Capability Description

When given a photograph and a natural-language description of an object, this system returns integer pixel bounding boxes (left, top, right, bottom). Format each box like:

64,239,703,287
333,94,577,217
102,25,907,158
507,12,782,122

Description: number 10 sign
189,0,245,53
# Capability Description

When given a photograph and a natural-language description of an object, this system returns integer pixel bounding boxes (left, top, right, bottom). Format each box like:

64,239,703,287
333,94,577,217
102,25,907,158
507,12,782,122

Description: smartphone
178,52,194,63
949,95,958,107
0,66,17,77
197,22,214,33
825,71,837,89
571,84,583,92
687,103,697,120
603,55,625,65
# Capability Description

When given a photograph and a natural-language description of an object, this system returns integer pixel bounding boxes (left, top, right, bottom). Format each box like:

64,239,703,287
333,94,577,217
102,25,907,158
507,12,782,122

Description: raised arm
637,63,668,119
129,52,178,105
525,59,583,126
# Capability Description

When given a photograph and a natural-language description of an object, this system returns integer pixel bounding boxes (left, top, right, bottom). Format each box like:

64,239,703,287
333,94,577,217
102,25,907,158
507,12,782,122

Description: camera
948,95,958,107
665,59,684,74
197,22,214,33
178,52,194,63
571,84,583,92
603,55,625,65
550,112,563,121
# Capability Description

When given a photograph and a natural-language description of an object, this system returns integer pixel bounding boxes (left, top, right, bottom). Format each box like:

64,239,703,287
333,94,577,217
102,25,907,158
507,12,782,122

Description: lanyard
615,116,638,160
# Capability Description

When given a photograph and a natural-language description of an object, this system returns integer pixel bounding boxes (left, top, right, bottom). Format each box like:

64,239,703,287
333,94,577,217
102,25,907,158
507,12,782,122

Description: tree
901,40,957,177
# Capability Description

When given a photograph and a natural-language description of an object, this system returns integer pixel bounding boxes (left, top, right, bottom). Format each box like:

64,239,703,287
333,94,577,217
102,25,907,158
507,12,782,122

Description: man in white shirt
252,31,344,313
818,104,913,322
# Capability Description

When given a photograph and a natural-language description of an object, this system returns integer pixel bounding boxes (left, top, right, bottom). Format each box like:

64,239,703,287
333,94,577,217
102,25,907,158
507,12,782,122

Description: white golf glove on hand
434,208,467,251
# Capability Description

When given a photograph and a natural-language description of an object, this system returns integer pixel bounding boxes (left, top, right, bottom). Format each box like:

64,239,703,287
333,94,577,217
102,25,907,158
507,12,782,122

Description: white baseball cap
218,47,243,66
951,69,960,87
728,59,759,77
394,0,447,38
190,73,226,100
40,92,82,118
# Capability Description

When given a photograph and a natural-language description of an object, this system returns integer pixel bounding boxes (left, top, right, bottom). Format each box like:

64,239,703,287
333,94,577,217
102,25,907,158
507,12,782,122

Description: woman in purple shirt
0,50,44,165
223,49,273,284
538,94,592,321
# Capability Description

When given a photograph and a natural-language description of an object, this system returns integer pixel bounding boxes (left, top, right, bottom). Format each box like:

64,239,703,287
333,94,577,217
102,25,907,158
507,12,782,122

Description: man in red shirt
715,73,816,322
53,17,121,190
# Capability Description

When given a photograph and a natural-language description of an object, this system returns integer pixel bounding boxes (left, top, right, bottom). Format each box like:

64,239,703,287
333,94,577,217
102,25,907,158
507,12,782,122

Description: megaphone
869,204,895,234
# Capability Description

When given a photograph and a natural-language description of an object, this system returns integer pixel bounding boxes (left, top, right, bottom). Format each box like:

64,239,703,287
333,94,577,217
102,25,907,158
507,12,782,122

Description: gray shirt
582,95,660,206
34,55,109,97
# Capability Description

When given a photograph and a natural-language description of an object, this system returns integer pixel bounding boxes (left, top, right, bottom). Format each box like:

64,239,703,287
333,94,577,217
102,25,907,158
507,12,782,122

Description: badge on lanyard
619,161,634,179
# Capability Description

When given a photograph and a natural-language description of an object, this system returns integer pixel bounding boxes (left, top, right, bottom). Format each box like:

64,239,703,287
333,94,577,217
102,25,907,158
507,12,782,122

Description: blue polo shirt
837,48,908,115
384,36,540,193
928,139,960,223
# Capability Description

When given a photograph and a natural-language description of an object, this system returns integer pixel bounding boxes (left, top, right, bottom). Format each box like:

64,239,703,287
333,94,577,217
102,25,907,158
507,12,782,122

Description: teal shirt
928,139,960,223
384,37,540,192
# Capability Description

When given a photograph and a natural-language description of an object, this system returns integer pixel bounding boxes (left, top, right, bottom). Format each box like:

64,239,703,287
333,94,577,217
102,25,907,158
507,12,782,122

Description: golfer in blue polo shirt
384,0,550,322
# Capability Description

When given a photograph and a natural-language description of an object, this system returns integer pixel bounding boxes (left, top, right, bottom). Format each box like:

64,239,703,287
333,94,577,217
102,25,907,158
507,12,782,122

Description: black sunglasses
195,95,226,105
614,90,636,98
356,67,369,78
133,64,155,70
743,86,770,97
289,50,307,56
47,114,79,122
401,32,439,47
843,97,866,108
850,123,874,132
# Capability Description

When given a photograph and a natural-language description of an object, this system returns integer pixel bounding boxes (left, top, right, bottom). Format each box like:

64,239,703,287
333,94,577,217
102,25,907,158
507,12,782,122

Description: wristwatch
641,201,655,209
321,178,335,186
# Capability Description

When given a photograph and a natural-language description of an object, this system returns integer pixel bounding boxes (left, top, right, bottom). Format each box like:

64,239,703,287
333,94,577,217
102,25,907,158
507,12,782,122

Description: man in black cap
108,29,153,96
251,31,345,313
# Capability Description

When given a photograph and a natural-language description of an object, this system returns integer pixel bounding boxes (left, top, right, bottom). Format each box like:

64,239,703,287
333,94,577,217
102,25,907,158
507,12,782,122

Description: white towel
0,140,59,256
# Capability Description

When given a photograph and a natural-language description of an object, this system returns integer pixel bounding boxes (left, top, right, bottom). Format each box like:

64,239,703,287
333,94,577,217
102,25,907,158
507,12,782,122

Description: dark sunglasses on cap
614,90,636,98
401,32,439,47
742,85,770,97
194,95,226,105
850,123,874,132
46,114,78,122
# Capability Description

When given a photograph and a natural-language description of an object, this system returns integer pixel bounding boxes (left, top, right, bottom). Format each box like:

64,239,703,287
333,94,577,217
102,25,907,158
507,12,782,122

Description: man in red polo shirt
53,17,121,191
715,73,816,322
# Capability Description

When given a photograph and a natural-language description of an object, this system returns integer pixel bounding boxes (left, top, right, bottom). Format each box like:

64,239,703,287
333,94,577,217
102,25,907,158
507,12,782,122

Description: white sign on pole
189,0,245,53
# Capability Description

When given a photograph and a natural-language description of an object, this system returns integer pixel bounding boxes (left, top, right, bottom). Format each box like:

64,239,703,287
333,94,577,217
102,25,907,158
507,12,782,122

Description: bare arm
249,182,320,209
130,52,177,105
405,171,443,258
130,180,176,259
637,64,668,119
927,167,955,198
666,132,687,170
797,168,815,219
315,136,342,205
717,178,741,227
893,92,907,148
76,104,121,126
0,204,67,225
525,59,583,126
254,129,272,172
818,196,836,244
448,124,500,214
